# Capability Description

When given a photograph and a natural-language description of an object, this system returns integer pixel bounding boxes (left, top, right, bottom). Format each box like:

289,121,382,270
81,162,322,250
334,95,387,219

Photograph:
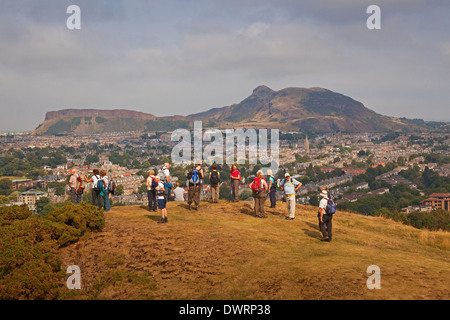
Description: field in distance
59,201,450,300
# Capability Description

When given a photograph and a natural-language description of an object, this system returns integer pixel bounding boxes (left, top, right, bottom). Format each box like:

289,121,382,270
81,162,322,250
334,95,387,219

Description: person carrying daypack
250,170,268,218
69,169,79,205
84,169,102,209
318,189,335,242
187,164,203,210
107,179,116,195
267,169,277,208
209,163,220,203
74,175,85,204
99,170,110,212
158,163,171,183
146,169,157,211
155,176,168,224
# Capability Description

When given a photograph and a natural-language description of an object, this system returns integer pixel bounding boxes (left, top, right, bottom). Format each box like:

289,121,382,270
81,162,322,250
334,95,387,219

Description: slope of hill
188,86,414,132
58,201,450,300
33,86,433,135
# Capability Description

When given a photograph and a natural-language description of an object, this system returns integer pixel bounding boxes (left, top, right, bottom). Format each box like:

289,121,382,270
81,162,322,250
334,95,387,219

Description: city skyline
1,0,450,132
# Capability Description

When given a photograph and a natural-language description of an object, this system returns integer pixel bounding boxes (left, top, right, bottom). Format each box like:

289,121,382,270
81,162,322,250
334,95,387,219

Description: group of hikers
68,168,113,212
69,162,336,242
144,163,336,241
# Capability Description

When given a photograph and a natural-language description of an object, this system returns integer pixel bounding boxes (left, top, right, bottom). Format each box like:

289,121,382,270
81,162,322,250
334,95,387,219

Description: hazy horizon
1,0,449,131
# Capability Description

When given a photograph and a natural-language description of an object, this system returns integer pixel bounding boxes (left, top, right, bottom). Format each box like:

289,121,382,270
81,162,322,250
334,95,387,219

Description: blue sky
1,0,449,131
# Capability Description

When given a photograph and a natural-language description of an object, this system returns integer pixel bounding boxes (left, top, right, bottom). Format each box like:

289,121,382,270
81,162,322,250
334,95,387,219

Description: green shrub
0,205,32,226
0,203,104,299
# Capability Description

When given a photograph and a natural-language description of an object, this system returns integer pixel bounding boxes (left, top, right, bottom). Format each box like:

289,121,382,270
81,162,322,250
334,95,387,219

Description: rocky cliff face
44,109,157,121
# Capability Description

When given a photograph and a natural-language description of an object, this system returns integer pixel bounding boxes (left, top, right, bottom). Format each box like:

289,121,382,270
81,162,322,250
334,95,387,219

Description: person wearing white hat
318,189,332,241
280,172,302,220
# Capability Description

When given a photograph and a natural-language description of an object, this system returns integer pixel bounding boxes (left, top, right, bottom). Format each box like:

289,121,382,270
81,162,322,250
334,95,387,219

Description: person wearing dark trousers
187,164,204,210
84,169,102,209
318,190,332,242
267,169,276,208
146,170,157,211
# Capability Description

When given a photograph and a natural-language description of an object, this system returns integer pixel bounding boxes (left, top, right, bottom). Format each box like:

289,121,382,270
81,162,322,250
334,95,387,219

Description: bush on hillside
0,203,104,299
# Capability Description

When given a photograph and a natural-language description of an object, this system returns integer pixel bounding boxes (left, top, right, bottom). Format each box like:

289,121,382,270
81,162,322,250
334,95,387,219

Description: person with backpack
187,163,204,210
280,172,302,220
68,169,79,204
84,169,102,209
230,165,241,202
318,189,335,242
209,163,220,203
164,180,173,201
155,176,168,224
99,170,111,212
250,170,268,218
160,163,171,183
146,169,157,211
267,169,277,208
74,174,85,204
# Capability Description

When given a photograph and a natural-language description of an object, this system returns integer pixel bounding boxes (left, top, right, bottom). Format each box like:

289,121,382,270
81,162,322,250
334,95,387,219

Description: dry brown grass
59,200,450,300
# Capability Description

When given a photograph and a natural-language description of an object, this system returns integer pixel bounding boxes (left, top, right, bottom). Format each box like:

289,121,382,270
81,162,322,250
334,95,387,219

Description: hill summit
58,201,450,300
188,86,411,132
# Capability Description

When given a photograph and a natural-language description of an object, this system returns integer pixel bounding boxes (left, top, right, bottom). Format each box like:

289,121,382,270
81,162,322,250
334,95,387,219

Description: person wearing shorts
155,177,168,224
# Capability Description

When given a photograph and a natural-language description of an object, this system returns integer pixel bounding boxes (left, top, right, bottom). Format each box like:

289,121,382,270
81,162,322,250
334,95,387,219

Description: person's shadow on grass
302,222,322,240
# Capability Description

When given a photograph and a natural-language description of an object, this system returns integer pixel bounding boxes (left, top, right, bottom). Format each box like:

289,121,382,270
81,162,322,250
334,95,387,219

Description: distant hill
33,109,191,135
188,85,418,132
33,86,442,135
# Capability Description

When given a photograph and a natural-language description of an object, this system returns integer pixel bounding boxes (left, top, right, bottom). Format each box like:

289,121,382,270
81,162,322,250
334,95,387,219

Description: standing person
68,169,78,204
173,182,185,201
267,169,277,208
318,189,333,242
74,175,85,204
161,163,171,183
155,176,168,224
280,173,302,220
230,165,241,202
209,163,220,203
146,170,157,212
99,170,110,212
84,169,102,209
187,164,204,210
250,170,268,218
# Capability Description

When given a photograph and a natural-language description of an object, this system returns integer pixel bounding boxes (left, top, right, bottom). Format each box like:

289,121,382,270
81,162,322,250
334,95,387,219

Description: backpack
156,182,167,198
107,179,116,195
158,167,167,182
325,198,336,215
151,179,158,190
210,170,220,186
188,169,200,186
164,182,173,195
76,176,85,192
252,177,263,193
94,176,103,191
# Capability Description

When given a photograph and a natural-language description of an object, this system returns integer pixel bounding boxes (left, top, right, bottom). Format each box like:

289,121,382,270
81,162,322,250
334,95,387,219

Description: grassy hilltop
59,201,450,300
